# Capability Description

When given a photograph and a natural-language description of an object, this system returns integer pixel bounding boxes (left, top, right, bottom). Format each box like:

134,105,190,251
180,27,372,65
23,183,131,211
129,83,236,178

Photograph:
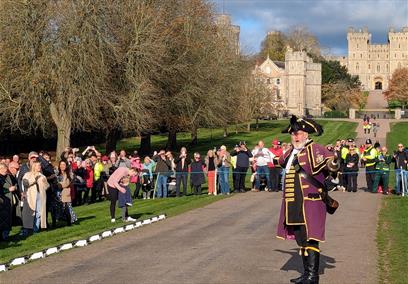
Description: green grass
0,120,357,264
117,120,358,155
0,194,225,264
386,122,408,190
377,196,408,283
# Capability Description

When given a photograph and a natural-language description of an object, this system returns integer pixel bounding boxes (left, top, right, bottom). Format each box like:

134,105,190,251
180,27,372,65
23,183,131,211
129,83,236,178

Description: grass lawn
117,120,358,155
0,120,357,264
377,196,408,283
386,122,408,190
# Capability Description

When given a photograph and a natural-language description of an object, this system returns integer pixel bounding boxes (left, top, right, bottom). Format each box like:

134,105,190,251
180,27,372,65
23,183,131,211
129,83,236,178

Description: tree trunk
190,126,198,145
50,103,72,160
256,118,259,130
166,129,177,150
247,122,251,132
105,128,121,154
235,124,238,134
139,132,152,155
223,127,228,137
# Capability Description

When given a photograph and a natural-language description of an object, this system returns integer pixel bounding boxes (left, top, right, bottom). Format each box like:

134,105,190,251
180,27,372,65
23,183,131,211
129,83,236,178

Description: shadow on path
275,249,336,274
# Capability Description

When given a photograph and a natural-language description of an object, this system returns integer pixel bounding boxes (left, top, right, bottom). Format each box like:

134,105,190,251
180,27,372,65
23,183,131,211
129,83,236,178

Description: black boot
303,249,320,284
290,250,307,283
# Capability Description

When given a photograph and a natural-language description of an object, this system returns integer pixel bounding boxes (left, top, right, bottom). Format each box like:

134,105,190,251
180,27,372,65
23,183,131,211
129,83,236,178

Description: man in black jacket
174,147,190,197
393,143,408,195
230,141,253,193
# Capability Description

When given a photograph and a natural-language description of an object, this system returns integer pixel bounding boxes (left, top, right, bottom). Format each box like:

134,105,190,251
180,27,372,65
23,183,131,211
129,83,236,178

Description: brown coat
58,173,72,203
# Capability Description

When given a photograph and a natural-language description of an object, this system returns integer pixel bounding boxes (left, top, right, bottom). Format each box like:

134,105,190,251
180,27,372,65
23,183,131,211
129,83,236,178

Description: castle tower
388,27,408,77
285,48,307,116
347,27,371,89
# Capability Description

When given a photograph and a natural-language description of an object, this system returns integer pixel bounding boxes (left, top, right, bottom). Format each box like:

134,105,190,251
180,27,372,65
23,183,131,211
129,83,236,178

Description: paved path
1,191,381,284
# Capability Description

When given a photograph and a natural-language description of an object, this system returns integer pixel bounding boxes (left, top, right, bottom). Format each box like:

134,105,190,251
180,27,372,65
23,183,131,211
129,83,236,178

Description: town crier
277,115,339,284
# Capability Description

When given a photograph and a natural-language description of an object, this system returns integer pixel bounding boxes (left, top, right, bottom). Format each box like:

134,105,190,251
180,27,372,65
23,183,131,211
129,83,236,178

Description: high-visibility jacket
363,146,378,167
341,146,349,160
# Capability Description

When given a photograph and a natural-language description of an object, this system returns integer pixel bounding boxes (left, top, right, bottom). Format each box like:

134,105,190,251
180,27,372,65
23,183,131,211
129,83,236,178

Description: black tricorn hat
281,115,323,136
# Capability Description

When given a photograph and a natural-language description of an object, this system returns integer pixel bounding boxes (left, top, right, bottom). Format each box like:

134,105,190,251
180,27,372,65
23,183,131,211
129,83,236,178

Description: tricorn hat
281,115,323,136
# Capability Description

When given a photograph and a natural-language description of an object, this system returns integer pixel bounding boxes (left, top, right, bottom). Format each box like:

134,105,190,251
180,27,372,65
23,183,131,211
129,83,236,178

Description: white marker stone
142,219,151,225
102,230,112,238
158,214,166,220
29,252,44,260
0,265,6,272
135,221,143,228
113,227,125,234
60,243,73,251
89,235,101,242
75,240,88,247
45,247,59,256
125,224,134,231
151,216,158,222
10,257,26,266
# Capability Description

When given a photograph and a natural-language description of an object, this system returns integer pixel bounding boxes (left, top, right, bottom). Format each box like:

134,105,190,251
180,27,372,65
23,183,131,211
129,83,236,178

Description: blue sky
211,0,408,55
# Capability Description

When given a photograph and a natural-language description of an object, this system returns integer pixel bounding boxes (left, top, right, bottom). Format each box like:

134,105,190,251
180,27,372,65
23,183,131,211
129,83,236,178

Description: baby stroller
140,170,153,199
167,175,177,197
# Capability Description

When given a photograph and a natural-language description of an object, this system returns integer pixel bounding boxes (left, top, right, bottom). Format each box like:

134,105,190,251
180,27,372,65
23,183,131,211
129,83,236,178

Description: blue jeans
396,169,408,194
219,166,230,194
156,175,168,198
33,193,41,233
255,165,270,190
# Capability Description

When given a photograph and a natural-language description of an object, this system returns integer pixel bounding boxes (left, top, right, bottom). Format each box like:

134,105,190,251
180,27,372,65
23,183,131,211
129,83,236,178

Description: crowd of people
1,135,407,241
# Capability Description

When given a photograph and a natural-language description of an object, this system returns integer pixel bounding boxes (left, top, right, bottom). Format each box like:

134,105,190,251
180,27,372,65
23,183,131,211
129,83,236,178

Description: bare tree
287,26,321,57
0,1,117,155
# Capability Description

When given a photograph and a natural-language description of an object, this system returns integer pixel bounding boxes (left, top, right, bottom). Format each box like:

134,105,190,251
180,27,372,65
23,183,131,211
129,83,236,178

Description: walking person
205,150,218,195
107,167,137,223
372,146,392,194
277,115,340,284
392,143,408,195
217,145,231,195
174,147,190,197
344,144,359,192
230,141,252,193
190,153,206,195
362,139,378,192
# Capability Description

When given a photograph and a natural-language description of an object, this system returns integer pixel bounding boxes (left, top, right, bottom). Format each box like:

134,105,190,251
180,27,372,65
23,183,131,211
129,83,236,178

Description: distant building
253,47,322,117
215,14,240,55
330,27,408,91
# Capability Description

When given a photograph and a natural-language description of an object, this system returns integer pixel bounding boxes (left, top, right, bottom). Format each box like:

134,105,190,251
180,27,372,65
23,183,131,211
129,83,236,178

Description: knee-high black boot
303,249,320,284
290,248,308,283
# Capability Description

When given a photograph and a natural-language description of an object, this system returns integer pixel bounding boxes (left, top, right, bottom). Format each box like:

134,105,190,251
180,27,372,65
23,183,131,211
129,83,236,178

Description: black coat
344,153,359,172
190,159,205,186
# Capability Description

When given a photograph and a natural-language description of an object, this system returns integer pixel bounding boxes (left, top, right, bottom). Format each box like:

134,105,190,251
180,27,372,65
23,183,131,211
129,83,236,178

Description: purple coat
276,140,334,242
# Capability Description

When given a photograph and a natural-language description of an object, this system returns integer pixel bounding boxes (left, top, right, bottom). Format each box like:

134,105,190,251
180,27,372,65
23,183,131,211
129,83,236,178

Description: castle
253,47,322,117
336,27,408,91
215,14,240,55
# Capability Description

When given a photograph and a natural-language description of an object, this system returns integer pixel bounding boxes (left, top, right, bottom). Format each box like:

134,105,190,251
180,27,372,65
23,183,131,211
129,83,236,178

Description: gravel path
0,190,380,283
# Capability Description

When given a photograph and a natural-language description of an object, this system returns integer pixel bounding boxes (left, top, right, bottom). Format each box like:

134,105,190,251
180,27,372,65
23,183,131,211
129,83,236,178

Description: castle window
378,54,379,58
368,64,370,69
377,65,380,72
357,44,359,48
395,53,397,58
399,44,401,49
360,54,362,58
356,63,359,71
353,53,355,58
276,78,280,85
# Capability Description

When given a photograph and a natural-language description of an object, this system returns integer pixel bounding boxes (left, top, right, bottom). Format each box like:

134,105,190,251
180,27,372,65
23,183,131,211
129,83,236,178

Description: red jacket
268,147,283,168
85,166,94,189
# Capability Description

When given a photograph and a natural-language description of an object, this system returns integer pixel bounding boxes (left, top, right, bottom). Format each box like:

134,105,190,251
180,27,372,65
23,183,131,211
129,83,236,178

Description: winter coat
190,159,206,186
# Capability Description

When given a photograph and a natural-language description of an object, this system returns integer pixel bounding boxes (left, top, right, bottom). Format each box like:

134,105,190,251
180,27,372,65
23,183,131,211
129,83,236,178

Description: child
118,177,135,222
190,153,206,195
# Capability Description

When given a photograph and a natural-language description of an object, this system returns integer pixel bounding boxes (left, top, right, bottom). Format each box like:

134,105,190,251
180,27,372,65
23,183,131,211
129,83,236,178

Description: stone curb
0,214,166,272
